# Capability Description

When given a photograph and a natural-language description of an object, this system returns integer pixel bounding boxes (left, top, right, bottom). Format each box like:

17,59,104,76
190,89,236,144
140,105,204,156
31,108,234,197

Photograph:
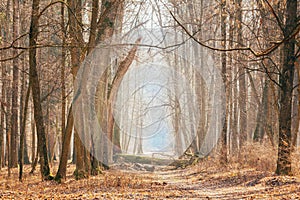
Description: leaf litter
0,162,299,199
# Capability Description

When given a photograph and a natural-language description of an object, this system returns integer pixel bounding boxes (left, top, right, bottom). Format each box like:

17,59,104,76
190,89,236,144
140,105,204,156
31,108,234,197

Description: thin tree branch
262,0,284,33
0,32,28,51
170,11,300,58
37,0,84,30
261,59,281,88
0,51,25,62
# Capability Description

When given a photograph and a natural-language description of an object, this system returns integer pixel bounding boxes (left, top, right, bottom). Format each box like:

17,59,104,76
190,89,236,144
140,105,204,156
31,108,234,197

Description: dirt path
0,164,299,199
114,166,300,199
150,167,300,199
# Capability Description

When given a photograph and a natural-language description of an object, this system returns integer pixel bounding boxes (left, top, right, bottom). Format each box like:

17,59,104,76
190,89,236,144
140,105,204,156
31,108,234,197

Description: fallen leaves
0,164,299,199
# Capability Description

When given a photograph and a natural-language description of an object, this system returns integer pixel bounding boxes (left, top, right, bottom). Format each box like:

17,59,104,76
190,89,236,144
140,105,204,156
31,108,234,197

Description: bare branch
0,32,28,51
170,11,300,58
0,51,25,62
262,0,284,33
37,0,84,30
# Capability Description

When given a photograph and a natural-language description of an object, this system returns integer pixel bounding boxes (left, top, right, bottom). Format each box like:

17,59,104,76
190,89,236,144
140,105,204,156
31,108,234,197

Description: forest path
116,165,300,199
0,164,299,199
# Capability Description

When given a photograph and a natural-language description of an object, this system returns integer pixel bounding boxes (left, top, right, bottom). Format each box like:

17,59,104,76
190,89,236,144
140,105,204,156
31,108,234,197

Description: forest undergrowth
0,143,300,199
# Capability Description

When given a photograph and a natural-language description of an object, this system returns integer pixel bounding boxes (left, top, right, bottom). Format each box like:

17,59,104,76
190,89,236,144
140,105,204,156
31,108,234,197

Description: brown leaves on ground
0,163,299,199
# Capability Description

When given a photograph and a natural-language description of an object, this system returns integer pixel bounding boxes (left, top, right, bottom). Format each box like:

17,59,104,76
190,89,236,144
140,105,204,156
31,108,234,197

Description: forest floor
0,161,300,199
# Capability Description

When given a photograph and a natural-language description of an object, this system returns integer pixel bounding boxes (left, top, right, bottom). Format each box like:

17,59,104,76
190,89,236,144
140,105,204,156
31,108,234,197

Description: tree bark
29,0,52,180
5,0,12,177
55,2,75,182
31,115,36,164
61,2,66,142
10,0,20,169
55,106,74,181
107,38,141,144
0,36,6,169
65,0,87,180
276,0,297,176
220,0,228,164
253,77,269,142
291,67,299,149
236,0,247,148
19,84,30,181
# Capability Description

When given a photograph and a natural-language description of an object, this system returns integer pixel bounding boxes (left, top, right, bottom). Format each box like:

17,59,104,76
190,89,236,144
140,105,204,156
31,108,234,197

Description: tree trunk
30,151,39,174
291,67,299,149
107,38,140,148
19,85,30,181
86,0,99,55
0,83,3,169
55,106,74,181
55,0,126,181
295,67,300,147
61,2,66,148
67,0,88,180
31,114,36,164
19,0,30,166
23,135,30,164
276,0,297,176
230,8,238,153
10,0,20,169
0,39,6,169
236,0,247,148
220,0,228,164
253,77,269,142
3,0,12,177
29,0,52,180
54,3,74,182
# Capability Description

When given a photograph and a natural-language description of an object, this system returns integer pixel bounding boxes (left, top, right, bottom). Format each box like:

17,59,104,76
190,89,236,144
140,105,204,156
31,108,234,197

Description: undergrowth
195,142,300,176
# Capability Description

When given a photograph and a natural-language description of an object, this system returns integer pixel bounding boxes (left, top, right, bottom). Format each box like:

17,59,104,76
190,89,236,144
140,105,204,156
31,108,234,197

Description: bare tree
220,0,228,164
276,0,297,175
10,0,20,168
29,0,52,180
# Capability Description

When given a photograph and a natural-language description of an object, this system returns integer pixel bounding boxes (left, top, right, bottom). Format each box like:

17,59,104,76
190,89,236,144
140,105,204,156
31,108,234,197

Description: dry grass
210,141,300,176
1,144,300,199
236,142,277,172
292,147,300,176
0,160,300,199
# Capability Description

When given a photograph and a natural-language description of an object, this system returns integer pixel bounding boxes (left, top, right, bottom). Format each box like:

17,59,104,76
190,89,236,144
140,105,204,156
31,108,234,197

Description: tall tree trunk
67,0,88,180
5,0,12,176
253,77,269,142
0,38,6,169
54,2,75,182
0,4,10,167
10,0,20,169
236,0,247,148
55,106,74,182
230,7,238,153
107,38,140,152
19,0,30,166
61,0,66,144
19,85,30,181
98,0,124,165
228,10,234,155
220,0,228,164
86,0,100,175
55,0,125,182
191,0,207,153
29,0,52,180
276,0,297,176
